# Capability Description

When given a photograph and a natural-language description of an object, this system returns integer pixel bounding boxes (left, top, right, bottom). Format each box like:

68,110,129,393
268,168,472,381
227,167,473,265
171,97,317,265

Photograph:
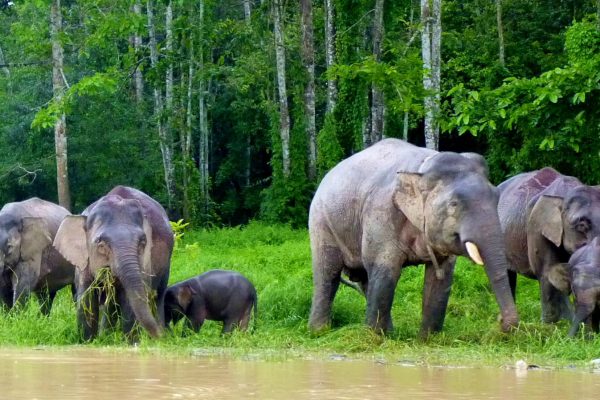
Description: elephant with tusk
308,138,519,337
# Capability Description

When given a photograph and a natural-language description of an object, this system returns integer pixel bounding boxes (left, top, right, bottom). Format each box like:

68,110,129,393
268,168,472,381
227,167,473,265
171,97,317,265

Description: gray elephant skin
0,198,74,314
497,167,600,323
308,138,519,336
165,270,257,334
552,237,600,337
53,186,173,340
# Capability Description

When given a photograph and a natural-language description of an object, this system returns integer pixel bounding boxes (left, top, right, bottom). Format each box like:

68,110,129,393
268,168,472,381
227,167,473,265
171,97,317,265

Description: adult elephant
54,186,173,340
0,198,74,314
309,139,519,336
497,167,600,323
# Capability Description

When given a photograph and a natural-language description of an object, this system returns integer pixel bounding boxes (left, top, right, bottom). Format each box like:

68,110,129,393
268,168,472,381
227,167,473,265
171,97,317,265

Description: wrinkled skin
309,139,519,337
497,167,600,323
0,198,74,314
165,270,257,334
54,186,173,341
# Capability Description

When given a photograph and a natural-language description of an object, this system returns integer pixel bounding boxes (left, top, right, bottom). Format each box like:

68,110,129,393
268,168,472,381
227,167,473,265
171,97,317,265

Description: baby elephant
564,237,600,337
165,270,257,334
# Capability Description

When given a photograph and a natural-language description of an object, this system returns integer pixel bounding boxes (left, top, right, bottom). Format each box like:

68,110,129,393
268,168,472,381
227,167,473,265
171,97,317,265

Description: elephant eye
575,219,590,233
139,235,147,247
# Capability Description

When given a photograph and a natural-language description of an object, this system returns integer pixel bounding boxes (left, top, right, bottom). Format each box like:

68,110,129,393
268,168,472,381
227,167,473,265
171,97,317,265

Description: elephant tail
250,291,258,333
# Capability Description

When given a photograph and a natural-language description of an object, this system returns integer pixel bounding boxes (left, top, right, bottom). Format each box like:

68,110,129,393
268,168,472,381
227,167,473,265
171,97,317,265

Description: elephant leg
365,265,401,334
540,277,572,323
420,257,456,339
36,290,57,316
0,271,14,310
568,301,594,337
238,305,253,332
12,267,36,309
308,244,344,332
155,271,169,327
592,306,600,333
507,270,517,301
222,319,237,334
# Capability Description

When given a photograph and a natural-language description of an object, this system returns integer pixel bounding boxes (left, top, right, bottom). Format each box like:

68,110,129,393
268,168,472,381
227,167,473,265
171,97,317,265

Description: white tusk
465,241,484,265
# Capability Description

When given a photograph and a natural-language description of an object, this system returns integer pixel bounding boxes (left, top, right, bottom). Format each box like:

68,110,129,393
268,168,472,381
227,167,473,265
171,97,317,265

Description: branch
0,163,43,184
0,61,51,68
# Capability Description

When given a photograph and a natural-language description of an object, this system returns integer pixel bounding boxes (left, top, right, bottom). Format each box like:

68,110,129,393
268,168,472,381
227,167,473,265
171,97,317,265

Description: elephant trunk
462,218,519,332
114,250,162,338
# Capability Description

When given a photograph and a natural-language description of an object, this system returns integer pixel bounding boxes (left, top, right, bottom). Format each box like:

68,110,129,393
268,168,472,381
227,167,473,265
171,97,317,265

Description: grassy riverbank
0,223,598,367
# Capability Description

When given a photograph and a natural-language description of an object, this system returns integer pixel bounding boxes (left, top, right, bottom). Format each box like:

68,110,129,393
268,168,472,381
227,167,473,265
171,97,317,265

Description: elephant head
164,285,195,326
549,237,600,337
53,195,161,338
527,185,600,278
395,152,518,329
0,215,52,305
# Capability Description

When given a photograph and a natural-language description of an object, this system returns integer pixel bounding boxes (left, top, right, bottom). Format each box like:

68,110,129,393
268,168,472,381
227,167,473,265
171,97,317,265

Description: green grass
1,221,599,368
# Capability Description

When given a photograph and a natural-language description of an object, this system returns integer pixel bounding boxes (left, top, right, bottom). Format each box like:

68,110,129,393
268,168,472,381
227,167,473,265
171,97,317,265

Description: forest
0,0,599,228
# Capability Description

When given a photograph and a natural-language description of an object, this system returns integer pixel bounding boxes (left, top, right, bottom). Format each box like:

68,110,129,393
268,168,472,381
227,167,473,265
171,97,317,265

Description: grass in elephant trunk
0,222,598,368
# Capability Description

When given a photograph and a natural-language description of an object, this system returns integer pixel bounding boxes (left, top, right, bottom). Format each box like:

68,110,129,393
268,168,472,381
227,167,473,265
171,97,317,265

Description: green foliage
445,19,600,184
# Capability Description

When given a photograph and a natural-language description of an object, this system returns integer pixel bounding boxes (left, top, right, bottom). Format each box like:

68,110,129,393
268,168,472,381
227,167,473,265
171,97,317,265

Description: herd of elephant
0,185,257,340
1,138,598,342
308,139,600,338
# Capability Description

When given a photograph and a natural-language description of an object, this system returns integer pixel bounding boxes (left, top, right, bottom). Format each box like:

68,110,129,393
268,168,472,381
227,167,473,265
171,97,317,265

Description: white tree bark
496,0,505,66
198,0,210,215
133,0,144,102
273,0,291,178
51,0,71,211
148,0,176,209
0,45,11,94
369,0,385,144
301,0,317,181
244,0,252,187
243,0,251,21
324,0,337,113
421,0,441,150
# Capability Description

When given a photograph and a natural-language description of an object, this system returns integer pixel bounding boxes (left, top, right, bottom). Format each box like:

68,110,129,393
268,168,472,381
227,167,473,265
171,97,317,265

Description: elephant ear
547,263,571,293
177,286,194,311
53,215,89,271
460,152,489,178
141,216,153,274
528,195,563,248
19,217,52,262
394,172,426,231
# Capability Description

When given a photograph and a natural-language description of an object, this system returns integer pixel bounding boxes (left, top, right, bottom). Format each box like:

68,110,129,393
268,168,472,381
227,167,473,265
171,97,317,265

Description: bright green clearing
0,223,598,368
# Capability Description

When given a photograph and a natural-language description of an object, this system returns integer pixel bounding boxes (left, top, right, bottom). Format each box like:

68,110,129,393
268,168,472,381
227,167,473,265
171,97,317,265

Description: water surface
0,349,598,399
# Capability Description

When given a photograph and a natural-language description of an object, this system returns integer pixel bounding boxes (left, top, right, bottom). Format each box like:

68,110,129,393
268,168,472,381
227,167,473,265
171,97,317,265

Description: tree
496,0,505,67
50,0,71,210
273,0,291,178
301,0,316,181
198,0,210,217
421,0,441,150
147,0,176,211
369,0,385,144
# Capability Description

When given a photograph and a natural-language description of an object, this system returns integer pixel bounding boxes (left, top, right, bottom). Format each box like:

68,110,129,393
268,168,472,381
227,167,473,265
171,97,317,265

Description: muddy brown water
0,349,599,399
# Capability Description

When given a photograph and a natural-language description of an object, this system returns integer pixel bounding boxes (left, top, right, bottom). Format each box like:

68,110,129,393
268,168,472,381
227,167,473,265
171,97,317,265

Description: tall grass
0,222,598,366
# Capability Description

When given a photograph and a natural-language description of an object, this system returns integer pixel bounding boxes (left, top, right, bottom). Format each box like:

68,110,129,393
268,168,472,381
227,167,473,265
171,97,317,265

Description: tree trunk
51,0,71,211
421,0,441,150
273,0,291,178
369,0,385,144
132,0,144,102
243,0,251,21
301,0,317,181
244,0,251,188
0,45,11,94
182,35,194,222
496,0,505,66
198,0,210,216
324,0,337,113
148,0,176,211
